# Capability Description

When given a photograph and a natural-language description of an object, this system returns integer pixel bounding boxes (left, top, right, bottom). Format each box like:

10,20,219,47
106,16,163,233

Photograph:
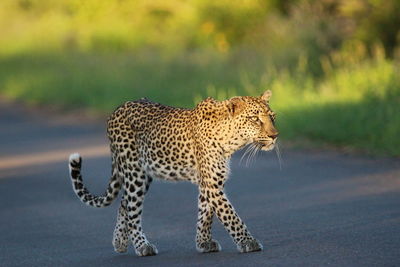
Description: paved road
0,101,399,266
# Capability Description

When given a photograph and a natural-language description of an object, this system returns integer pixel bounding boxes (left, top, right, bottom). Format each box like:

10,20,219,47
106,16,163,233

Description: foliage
0,0,399,155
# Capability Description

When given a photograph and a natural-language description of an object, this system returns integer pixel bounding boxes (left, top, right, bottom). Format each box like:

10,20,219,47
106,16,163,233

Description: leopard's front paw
237,239,263,253
136,243,158,257
196,239,221,253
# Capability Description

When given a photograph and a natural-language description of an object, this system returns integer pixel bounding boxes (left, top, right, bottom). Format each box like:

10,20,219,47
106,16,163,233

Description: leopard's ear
224,97,245,117
261,90,272,102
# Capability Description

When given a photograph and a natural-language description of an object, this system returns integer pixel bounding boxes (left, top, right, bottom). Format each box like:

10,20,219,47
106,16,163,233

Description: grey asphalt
0,101,399,267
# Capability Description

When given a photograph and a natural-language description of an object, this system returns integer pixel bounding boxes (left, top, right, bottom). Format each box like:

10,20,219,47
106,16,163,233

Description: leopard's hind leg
112,174,155,256
112,197,129,253
113,157,156,257
108,147,129,253
126,169,157,256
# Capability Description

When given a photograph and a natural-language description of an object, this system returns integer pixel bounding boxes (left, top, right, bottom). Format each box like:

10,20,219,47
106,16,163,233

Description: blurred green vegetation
0,0,399,155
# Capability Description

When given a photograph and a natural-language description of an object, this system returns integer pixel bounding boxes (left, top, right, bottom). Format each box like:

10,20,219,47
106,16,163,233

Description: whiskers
239,143,263,167
239,141,284,169
275,141,283,170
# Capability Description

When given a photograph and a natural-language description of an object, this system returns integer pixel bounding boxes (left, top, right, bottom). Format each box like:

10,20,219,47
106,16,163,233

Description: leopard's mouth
255,139,276,151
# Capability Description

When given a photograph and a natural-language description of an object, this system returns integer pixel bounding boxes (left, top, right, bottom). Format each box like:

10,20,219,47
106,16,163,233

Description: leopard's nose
268,133,279,140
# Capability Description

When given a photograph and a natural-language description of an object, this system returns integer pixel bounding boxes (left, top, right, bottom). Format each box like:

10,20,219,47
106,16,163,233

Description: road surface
0,101,399,266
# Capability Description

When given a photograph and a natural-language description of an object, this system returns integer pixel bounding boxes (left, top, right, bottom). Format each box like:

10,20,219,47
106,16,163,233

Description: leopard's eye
248,116,259,122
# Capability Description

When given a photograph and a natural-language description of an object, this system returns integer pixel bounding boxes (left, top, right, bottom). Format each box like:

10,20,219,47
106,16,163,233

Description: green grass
1,50,399,156
0,50,259,110
1,0,400,156
272,57,400,156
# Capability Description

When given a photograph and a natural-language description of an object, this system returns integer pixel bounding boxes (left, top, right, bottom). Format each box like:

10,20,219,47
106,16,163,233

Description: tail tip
69,153,82,167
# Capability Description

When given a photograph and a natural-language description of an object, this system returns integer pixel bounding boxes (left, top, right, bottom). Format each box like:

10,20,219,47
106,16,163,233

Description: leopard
68,90,279,256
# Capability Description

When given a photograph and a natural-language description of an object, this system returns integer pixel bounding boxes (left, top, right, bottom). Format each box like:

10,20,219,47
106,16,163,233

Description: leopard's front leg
201,187,263,253
196,193,221,253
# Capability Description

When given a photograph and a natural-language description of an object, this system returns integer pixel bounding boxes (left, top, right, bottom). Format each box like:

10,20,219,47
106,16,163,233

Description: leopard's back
107,99,198,182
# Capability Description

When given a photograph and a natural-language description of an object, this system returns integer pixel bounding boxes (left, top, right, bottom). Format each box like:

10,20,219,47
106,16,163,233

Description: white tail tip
69,153,81,163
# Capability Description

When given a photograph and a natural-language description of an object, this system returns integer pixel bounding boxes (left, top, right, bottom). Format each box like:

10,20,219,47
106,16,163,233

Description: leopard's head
223,90,278,152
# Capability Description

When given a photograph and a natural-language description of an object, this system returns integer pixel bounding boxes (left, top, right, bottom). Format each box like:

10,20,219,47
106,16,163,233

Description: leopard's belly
144,161,198,183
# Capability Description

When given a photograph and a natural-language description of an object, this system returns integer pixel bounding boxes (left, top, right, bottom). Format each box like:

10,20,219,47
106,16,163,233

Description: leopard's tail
68,153,121,208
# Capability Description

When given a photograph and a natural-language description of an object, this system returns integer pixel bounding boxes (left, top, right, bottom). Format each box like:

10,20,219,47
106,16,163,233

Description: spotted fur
68,90,278,256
